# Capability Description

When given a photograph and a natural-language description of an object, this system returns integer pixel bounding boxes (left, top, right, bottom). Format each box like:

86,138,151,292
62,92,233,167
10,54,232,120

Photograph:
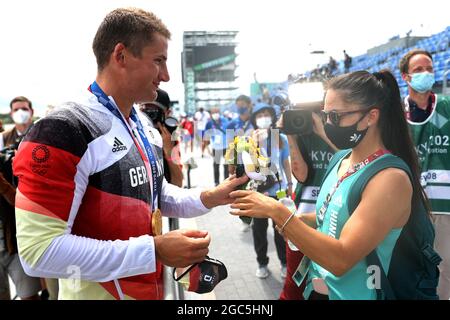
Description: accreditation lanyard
317,149,390,226
89,81,159,211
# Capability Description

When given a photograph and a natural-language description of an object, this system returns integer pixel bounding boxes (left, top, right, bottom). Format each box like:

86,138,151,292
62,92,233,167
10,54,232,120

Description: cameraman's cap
155,89,171,110
144,89,170,111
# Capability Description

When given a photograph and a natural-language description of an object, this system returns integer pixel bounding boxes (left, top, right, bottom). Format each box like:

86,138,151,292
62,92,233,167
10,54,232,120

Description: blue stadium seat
305,26,450,97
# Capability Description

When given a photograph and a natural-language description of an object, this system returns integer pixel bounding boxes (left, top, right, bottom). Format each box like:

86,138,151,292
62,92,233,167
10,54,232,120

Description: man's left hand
200,174,249,209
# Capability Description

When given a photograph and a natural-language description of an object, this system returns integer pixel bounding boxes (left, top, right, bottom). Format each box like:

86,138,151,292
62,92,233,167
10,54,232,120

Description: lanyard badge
293,255,311,287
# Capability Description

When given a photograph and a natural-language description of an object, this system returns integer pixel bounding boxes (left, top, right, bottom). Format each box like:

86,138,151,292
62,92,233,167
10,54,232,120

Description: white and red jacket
14,90,209,300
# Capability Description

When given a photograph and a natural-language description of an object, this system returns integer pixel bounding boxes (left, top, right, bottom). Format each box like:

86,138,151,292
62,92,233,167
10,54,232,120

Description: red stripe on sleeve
15,189,62,220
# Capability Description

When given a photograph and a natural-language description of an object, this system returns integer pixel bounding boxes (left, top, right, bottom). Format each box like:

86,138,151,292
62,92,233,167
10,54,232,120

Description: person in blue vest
204,107,229,186
249,103,292,279
227,95,254,232
226,95,253,138
230,70,434,299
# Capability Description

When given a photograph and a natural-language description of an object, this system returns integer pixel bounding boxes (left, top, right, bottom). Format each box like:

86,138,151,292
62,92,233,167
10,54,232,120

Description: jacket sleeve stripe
16,208,67,268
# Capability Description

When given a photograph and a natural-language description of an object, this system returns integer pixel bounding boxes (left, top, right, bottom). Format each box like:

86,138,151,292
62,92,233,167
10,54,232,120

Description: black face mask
172,256,228,294
324,113,369,149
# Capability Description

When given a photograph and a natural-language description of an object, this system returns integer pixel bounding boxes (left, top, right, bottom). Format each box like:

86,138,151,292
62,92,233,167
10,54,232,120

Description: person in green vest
399,49,450,300
230,70,428,299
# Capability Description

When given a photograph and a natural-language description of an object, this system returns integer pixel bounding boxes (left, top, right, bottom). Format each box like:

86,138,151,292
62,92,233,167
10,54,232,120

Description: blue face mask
408,72,435,93
237,108,249,115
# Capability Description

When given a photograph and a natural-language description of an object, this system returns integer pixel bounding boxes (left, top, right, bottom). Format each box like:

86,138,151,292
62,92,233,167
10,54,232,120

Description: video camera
141,102,179,135
0,136,23,182
276,81,325,135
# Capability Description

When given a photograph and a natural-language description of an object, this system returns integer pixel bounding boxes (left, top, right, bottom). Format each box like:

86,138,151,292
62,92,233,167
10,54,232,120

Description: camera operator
276,84,337,300
0,96,41,300
140,89,183,187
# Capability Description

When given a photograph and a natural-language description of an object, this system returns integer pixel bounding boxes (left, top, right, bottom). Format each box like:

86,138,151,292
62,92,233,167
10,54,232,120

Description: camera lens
282,110,313,135
293,115,306,128
164,117,179,134
165,117,178,127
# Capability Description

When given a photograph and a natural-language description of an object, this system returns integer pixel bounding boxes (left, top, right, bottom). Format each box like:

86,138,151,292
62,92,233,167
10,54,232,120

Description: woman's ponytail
375,69,430,213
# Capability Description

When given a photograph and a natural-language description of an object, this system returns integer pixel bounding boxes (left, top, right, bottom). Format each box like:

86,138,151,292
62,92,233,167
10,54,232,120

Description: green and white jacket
406,94,450,215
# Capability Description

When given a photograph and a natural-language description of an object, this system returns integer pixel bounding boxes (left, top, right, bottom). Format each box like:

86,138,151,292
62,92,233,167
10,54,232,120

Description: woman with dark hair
230,70,438,299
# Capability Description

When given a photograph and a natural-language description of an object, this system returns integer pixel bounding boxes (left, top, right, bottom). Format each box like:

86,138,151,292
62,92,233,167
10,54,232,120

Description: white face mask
256,116,272,129
12,109,31,125
212,113,220,121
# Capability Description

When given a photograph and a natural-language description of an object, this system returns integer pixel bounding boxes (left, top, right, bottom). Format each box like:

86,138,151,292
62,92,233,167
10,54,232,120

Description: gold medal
152,208,162,236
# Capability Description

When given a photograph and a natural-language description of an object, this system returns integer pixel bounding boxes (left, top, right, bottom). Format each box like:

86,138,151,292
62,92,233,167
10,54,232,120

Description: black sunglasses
320,109,369,126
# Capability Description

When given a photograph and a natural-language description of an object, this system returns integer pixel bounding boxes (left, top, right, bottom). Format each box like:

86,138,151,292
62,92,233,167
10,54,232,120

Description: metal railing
163,161,198,300
163,217,185,300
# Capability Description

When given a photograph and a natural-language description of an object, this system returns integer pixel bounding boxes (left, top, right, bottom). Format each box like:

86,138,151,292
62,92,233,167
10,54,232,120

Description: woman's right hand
311,112,338,151
311,111,326,138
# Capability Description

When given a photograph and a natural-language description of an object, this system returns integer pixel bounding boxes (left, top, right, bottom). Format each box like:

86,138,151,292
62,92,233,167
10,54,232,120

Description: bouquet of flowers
225,135,271,224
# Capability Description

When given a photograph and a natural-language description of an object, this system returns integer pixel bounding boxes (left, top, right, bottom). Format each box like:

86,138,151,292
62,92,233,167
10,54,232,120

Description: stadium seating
308,26,450,97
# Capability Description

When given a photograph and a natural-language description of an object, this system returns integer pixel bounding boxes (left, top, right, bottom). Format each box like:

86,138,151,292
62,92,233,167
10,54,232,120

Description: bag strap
172,256,225,281
347,155,412,212
366,248,396,300
173,262,197,281
346,154,412,300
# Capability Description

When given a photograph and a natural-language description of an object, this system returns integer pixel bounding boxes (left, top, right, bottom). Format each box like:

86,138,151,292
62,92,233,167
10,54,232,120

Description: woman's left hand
229,190,280,219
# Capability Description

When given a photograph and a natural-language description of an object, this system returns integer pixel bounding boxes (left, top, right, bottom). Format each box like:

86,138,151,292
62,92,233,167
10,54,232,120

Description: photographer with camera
276,83,337,299
1,96,41,300
248,103,291,280
140,89,183,187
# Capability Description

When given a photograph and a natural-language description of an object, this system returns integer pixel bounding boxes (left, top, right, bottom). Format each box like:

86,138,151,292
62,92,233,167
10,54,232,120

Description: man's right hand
154,229,211,268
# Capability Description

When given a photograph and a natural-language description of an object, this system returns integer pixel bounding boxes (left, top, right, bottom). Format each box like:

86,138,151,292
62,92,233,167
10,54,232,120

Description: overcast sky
0,0,449,115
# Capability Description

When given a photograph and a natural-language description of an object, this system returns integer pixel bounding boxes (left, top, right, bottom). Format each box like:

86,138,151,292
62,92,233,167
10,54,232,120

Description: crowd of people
0,7,449,301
